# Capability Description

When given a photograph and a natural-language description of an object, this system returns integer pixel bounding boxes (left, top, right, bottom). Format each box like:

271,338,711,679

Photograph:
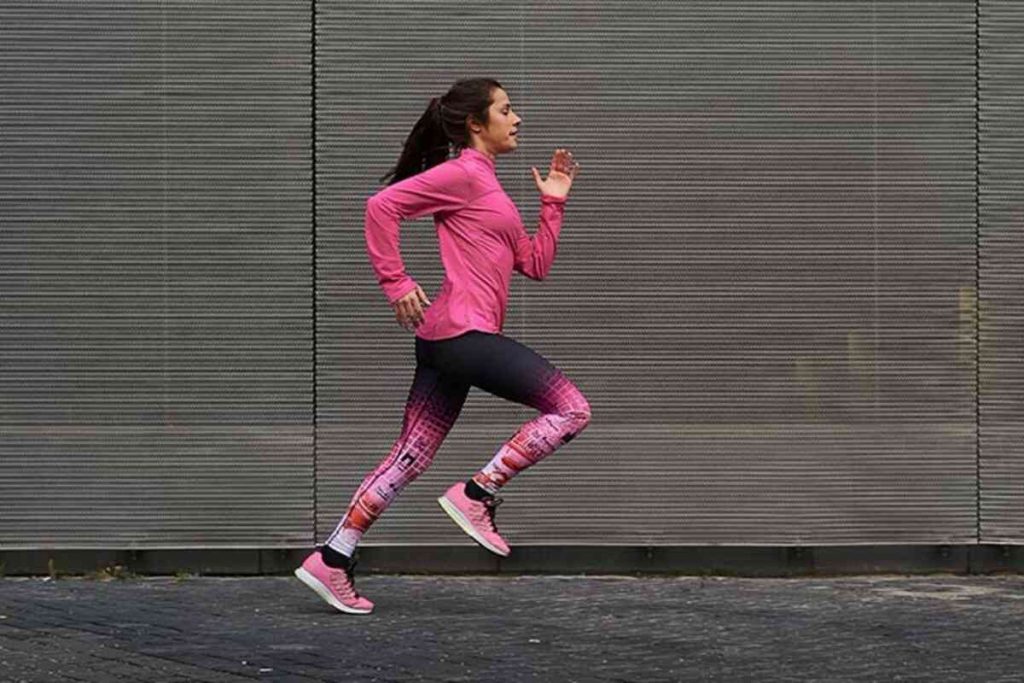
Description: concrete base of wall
1,545,1023,577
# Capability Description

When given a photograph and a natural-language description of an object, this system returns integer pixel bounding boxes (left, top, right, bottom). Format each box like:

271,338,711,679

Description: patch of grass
85,563,139,581
173,569,196,583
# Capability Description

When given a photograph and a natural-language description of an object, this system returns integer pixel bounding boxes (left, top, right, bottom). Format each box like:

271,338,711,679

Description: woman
295,78,590,614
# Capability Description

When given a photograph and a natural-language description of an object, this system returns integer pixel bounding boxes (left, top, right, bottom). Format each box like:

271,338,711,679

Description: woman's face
469,88,522,156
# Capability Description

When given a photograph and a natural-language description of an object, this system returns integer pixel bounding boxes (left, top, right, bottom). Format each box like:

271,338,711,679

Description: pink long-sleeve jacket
364,145,568,340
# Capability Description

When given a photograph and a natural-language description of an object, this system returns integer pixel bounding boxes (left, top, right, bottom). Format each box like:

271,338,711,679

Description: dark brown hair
379,78,504,186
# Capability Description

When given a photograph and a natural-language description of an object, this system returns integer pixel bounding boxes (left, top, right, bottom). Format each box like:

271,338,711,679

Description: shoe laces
479,495,504,531
329,558,360,597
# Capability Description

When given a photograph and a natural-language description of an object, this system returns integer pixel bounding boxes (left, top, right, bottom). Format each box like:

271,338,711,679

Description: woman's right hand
392,285,431,332
531,148,580,199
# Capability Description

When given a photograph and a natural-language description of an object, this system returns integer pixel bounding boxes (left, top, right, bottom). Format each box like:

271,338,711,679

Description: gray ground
2,573,1023,682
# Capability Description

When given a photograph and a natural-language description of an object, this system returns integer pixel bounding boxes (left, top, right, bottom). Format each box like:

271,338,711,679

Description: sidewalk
2,573,1022,682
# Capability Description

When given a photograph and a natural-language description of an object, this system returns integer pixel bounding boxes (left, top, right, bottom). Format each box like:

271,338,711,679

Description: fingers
407,301,425,330
394,293,428,332
395,303,421,331
550,148,566,170
550,148,579,177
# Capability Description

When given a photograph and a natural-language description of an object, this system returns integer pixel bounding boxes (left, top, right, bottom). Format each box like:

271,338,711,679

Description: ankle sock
319,544,351,569
464,479,492,501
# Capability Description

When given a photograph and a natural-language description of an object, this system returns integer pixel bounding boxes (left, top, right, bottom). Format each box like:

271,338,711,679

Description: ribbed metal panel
317,2,978,547
0,2,314,548
979,0,1024,543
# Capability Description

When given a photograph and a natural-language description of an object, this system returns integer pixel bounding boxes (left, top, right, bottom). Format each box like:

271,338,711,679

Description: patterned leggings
324,330,592,556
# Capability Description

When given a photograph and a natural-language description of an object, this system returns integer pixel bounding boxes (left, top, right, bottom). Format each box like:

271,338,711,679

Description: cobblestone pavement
1,573,1023,682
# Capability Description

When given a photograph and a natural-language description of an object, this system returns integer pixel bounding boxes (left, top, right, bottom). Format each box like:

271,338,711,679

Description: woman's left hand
531,148,580,199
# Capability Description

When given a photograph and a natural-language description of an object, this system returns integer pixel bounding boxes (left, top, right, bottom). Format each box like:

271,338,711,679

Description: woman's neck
467,143,497,163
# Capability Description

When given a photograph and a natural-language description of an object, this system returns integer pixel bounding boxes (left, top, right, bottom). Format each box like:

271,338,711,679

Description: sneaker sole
437,495,510,557
293,567,373,615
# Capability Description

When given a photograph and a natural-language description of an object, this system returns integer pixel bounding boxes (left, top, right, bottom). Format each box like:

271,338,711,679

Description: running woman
294,78,590,614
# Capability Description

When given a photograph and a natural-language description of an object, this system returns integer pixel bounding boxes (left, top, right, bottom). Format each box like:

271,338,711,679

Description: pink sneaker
437,482,511,557
293,549,374,614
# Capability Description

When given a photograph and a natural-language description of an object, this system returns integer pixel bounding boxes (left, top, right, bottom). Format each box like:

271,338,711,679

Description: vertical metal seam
161,2,167,423
311,0,319,544
872,0,879,417
974,0,981,544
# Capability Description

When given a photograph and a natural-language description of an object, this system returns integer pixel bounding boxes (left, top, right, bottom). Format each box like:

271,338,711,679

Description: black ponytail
379,78,504,186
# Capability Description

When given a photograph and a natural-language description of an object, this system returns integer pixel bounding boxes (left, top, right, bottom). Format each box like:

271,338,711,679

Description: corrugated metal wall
1,1,1020,551
316,0,979,547
978,0,1024,543
0,1,313,548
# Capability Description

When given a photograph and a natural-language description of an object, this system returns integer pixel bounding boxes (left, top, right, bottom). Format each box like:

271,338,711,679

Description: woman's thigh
398,359,471,458
416,331,573,413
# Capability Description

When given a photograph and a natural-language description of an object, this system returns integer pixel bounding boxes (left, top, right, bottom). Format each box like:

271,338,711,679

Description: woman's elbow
367,197,404,234
365,194,383,215
516,262,546,281
365,193,397,218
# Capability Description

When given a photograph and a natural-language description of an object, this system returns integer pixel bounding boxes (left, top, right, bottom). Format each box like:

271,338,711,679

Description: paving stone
1,574,1022,682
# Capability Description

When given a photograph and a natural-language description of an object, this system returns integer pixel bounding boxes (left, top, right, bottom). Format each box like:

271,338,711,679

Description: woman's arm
516,148,580,280
513,194,567,281
365,161,472,304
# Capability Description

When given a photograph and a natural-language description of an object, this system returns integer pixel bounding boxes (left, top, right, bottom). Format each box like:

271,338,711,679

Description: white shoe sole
294,566,373,615
437,495,510,557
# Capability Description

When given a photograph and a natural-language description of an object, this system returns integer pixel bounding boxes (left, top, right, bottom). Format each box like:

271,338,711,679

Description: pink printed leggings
325,330,592,555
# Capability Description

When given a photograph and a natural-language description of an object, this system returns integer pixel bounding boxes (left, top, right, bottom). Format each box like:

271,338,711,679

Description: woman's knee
561,388,592,441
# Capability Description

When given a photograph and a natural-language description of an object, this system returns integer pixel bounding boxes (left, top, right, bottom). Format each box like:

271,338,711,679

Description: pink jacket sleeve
365,161,472,304
513,193,567,281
